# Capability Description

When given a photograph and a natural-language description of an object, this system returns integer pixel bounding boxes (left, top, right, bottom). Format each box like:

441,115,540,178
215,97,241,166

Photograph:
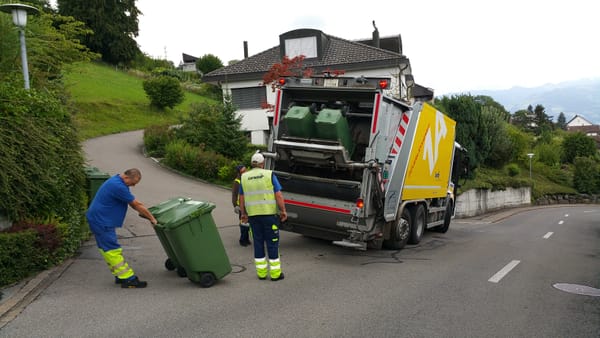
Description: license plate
324,78,339,87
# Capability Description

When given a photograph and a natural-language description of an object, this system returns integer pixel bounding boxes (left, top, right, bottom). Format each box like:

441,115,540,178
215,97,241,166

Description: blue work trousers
248,215,280,259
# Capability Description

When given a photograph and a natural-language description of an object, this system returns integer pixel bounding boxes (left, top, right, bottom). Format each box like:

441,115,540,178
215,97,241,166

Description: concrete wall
455,187,531,218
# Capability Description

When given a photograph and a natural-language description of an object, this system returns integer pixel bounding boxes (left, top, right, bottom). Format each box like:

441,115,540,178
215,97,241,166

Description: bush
142,75,184,109
143,125,174,157
505,163,521,177
0,216,79,287
573,156,597,193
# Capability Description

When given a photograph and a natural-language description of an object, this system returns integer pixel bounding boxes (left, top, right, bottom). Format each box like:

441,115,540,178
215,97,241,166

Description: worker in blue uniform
239,153,287,281
86,168,157,288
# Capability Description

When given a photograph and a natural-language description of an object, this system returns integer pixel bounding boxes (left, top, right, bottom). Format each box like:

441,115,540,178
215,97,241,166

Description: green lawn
63,62,215,140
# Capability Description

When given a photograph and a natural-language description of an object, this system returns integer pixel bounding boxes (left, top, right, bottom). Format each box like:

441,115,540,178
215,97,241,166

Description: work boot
115,277,124,284
270,273,285,282
121,276,148,288
239,239,251,247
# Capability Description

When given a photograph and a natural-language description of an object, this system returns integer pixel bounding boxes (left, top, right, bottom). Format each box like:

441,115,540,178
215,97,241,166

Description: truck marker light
378,80,388,89
356,199,364,209
278,78,286,86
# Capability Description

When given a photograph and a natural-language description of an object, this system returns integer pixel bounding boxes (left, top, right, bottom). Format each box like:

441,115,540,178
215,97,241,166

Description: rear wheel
383,207,410,250
176,267,187,278
408,204,425,244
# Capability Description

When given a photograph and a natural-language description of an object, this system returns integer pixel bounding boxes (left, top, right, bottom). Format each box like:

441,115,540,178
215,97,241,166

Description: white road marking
543,232,553,239
558,220,564,225
565,214,569,217
488,260,521,283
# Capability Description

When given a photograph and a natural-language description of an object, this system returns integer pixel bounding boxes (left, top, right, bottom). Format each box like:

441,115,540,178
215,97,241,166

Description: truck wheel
383,207,410,250
433,200,453,233
199,272,216,288
408,204,425,244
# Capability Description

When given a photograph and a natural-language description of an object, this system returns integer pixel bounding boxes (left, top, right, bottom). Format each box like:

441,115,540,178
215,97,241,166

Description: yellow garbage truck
262,76,462,250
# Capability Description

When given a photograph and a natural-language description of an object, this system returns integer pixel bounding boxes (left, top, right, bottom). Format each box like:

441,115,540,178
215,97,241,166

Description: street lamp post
0,3,39,90
527,153,535,179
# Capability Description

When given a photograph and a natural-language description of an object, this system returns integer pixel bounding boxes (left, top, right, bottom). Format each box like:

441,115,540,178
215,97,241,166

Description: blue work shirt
86,174,135,231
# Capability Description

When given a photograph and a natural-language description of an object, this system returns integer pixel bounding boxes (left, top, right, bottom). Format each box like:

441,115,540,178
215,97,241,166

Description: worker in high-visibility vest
86,168,157,288
232,164,251,246
239,153,287,281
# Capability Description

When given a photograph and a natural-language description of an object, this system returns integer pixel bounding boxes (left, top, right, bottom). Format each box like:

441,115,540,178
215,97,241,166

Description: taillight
278,78,286,86
378,80,388,89
356,198,364,209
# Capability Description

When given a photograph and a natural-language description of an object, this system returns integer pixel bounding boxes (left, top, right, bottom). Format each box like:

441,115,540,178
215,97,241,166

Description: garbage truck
261,76,463,250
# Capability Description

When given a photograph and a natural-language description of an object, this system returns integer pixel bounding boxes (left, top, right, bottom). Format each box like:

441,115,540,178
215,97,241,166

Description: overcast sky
97,1,600,95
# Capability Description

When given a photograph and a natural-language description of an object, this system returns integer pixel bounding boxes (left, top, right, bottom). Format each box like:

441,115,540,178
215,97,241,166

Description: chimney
243,41,248,59
372,20,380,48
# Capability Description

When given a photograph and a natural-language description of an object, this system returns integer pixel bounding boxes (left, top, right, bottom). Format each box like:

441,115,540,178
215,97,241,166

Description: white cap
251,153,265,164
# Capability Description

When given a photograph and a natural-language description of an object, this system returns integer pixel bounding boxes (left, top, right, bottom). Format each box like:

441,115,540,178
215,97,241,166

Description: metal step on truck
261,76,464,250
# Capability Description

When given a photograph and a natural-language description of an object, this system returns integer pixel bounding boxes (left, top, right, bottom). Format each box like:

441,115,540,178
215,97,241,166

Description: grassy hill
63,62,215,139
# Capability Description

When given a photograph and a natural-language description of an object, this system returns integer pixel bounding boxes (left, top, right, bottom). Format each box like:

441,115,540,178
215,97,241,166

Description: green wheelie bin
84,166,110,205
148,197,191,278
160,200,232,288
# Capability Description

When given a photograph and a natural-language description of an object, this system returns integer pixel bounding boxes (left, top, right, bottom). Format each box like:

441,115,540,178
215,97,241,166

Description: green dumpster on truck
155,198,231,288
84,166,110,205
148,197,191,278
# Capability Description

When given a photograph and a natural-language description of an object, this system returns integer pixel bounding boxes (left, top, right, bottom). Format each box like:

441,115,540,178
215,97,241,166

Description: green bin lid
156,200,216,229
149,197,190,217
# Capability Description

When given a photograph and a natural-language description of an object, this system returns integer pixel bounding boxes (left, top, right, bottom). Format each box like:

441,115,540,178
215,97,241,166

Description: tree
556,112,567,130
142,75,184,109
435,94,511,171
532,104,553,135
561,132,597,164
1,7,97,90
511,109,533,131
262,55,313,92
196,54,223,75
57,0,141,65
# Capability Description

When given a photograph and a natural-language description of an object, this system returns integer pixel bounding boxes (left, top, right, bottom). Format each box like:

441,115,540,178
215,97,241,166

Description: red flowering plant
262,55,314,93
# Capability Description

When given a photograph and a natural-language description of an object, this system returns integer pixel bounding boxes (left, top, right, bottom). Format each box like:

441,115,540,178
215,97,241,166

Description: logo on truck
423,110,448,175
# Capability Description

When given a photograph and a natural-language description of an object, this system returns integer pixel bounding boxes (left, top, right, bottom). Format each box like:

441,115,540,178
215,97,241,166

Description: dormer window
280,29,328,60
284,36,317,58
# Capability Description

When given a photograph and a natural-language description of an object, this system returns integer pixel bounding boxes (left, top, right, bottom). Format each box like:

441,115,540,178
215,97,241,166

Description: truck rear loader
262,76,462,250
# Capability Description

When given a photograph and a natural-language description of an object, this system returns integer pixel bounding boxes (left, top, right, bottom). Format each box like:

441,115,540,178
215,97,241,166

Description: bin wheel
199,272,216,288
164,258,176,271
176,267,187,278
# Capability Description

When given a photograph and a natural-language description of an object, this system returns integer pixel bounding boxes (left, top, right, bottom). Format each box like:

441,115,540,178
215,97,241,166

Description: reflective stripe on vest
235,178,241,205
241,168,276,216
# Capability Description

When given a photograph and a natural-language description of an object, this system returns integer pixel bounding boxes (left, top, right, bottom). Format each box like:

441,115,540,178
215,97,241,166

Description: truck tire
383,207,410,250
408,204,425,244
433,200,453,233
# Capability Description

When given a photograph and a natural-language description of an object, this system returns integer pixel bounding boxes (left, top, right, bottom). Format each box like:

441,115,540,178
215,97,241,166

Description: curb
0,258,74,329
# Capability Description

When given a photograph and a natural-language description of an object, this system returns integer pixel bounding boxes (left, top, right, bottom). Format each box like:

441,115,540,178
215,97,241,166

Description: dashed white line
558,220,564,225
488,260,521,283
543,232,553,239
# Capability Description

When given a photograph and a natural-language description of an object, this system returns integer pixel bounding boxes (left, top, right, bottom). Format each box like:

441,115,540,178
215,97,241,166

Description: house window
284,36,318,58
231,87,267,109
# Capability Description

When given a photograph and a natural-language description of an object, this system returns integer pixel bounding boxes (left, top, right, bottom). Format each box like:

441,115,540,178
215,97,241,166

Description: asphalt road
0,130,599,337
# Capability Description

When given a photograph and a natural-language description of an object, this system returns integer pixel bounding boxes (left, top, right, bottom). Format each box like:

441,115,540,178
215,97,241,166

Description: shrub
142,75,184,109
0,216,79,287
143,125,174,157
505,163,520,177
573,156,597,193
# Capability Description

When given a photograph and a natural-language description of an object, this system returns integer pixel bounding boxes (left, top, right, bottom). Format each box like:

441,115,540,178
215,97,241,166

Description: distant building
566,114,600,148
179,53,198,72
202,26,430,145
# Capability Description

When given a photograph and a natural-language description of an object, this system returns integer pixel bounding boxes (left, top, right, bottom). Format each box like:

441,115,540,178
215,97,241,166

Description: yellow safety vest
235,178,241,205
241,168,276,216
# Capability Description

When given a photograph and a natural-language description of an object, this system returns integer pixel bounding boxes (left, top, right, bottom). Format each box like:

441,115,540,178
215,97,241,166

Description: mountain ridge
443,77,600,124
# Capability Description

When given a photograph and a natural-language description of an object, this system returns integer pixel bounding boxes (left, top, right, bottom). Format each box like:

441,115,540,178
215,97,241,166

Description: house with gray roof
202,26,430,145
